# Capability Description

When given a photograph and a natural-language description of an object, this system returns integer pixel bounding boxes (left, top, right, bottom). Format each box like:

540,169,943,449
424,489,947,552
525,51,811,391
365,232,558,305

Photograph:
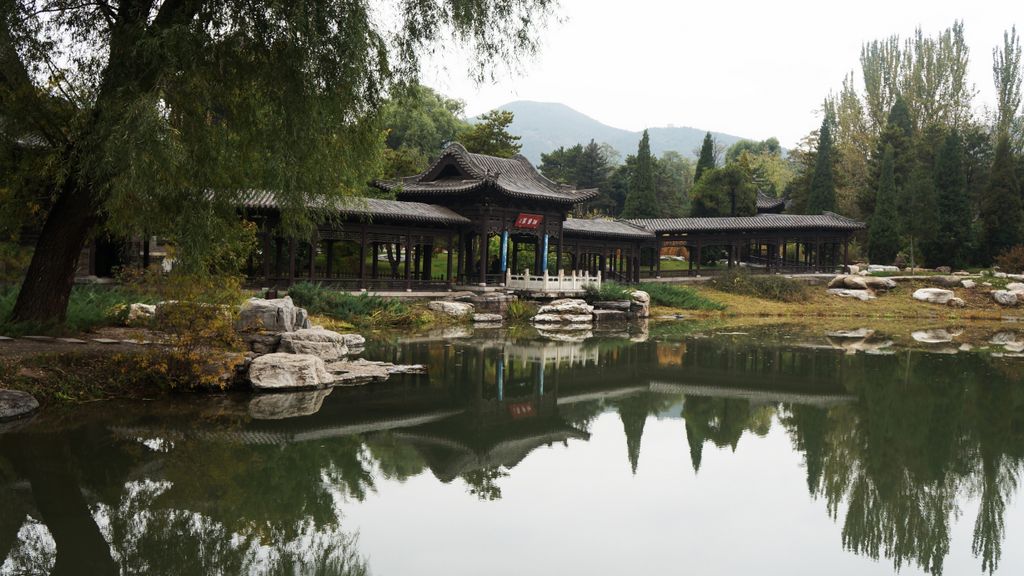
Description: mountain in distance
490,100,748,165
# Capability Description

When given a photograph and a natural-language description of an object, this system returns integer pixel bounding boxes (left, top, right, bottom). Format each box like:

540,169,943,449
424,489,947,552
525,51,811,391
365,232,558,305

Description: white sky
421,0,1016,148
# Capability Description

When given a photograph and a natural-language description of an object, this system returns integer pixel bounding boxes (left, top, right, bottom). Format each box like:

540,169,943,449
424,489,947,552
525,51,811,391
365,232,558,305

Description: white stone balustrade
504,269,602,292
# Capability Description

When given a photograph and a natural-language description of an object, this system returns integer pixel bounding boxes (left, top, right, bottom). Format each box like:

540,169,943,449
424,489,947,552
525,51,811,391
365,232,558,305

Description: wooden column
695,240,702,275
511,238,519,273
457,233,465,284
404,235,412,290
656,240,662,277
262,231,273,285
447,233,455,288
371,242,379,284
557,226,564,272
413,243,421,281
843,238,850,271
358,227,366,289
479,232,488,286
424,243,433,283
142,235,151,269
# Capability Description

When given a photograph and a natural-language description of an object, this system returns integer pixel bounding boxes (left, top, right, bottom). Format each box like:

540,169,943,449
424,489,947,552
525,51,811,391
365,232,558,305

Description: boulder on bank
993,290,1019,307
867,265,900,273
1006,282,1024,292
912,288,962,306
472,313,503,324
236,296,310,332
248,353,333,391
828,275,896,291
594,300,632,311
826,288,876,301
532,313,594,324
929,275,966,288
961,279,976,289
278,327,350,361
0,389,39,422
538,299,594,315
428,300,474,318
629,290,651,318
912,329,961,344
826,328,874,339
242,332,282,354
126,303,156,324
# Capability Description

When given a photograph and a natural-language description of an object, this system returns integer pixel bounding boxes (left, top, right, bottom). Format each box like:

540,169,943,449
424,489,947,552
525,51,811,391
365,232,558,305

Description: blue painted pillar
500,231,509,272
541,234,549,273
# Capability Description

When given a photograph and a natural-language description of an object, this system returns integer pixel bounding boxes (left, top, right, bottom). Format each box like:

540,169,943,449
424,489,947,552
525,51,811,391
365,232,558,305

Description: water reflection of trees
2,335,1024,575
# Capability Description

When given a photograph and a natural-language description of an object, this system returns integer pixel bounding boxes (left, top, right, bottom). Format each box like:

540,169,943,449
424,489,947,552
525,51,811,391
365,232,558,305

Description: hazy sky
421,0,1016,149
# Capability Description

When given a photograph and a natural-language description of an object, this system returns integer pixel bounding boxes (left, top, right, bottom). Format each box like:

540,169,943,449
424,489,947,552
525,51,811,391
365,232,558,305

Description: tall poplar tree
859,97,915,218
694,132,716,184
622,131,657,219
806,109,837,213
868,145,902,263
980,136,1024,261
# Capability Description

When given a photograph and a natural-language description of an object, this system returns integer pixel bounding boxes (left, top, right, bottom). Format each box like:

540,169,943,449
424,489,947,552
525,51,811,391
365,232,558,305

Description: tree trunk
10,181,100,324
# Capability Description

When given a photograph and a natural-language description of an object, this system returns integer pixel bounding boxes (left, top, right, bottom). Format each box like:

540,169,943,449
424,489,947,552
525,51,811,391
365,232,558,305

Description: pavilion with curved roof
238,142,864,290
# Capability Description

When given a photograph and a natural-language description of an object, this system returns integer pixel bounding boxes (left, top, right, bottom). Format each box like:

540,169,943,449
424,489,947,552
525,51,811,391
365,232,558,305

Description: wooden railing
505,269,601,292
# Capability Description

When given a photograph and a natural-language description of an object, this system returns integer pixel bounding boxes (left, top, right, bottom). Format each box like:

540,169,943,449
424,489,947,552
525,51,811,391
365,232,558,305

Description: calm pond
2,324,1024,575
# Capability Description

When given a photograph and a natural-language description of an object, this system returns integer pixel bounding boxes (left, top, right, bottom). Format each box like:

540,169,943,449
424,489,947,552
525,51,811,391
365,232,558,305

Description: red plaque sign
508,401,535,419
514,213,544,229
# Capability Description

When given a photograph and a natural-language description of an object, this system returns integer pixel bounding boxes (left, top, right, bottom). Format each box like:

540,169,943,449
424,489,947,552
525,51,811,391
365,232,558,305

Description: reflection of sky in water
343,411,1024,576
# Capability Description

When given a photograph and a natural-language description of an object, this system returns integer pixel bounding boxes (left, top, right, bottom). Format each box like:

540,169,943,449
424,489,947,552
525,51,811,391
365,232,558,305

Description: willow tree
0,0,554,323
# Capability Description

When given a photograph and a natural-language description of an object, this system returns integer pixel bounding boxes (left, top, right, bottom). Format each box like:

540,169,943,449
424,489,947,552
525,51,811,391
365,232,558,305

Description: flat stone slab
56,338,88,344
0,336,13,341
92,338,122,344
0,390,40,422
472,313,503,323
21,335,54,341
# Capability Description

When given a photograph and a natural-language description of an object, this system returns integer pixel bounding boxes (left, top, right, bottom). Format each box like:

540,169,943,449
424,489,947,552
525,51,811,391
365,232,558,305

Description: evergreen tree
869,145,903,263
807,109,837,213
689,166,757,217
980,136,1024,261
900,161,939,267
859,97,914,217
929,132,972,267
621,131,658,218
694,132,717,183
460,110,522,158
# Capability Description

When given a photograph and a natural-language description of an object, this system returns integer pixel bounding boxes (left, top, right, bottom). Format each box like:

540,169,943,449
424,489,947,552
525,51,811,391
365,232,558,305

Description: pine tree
900,162,938,267
806,109,837,213
980,135,1024,261
869,145,903,263
622,131,658,218
859,97,914,218
694,132,716,183
929,132,972,267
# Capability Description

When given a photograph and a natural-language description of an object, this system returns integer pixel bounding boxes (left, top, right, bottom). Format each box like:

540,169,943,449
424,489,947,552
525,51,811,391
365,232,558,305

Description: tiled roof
563,218,655,239
376,142,598,206
756,192,786,211
239,191,471,226
627,212,865,234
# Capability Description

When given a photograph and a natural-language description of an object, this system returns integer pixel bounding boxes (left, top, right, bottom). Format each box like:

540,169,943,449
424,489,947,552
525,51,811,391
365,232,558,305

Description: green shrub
709,270,809,302
583,281,632,302
636,282,726,310
506,299,538,322
0,285,156,336
288,282,419,328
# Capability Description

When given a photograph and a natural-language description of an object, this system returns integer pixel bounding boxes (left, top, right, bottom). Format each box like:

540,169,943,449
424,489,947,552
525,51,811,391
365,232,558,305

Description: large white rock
248,353,333,390
126,303,156,324
278,327,351,361
826,288,876,301
629,291,651,318
912,288,957,305
867,264,901,273
473,313,503,323
428,300,474,318
1006,282,1024,293
863,276,898,290
0,390,39,421
538,299,594,315
912,329,961,344
961,279,976,289
237,296,310,332
993,290,1019,307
